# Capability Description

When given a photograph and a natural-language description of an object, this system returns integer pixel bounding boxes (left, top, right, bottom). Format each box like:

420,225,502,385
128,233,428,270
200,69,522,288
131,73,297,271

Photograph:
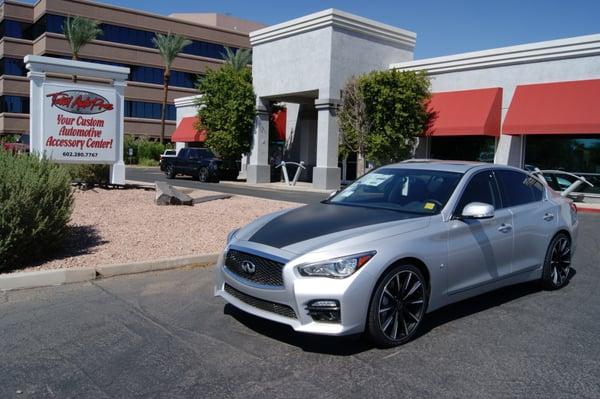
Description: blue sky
28,0,600,58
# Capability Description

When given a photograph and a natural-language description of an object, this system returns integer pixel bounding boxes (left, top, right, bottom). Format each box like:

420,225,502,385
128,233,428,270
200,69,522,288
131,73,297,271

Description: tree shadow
222,271,577,356
12,225,107,271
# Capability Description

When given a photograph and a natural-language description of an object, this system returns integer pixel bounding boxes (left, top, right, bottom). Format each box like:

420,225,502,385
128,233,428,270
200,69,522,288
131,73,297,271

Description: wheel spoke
406,310,420,322
409,299,424,305
383,288,395,299
552,266,559,285
381,312,394,331
402,273,411,297
379,306,392,313
401,315,409,336
391,311,399,339
404,280,422,300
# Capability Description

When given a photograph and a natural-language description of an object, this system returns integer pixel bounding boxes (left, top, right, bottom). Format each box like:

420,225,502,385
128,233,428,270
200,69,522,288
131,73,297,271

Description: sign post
25,55,130,185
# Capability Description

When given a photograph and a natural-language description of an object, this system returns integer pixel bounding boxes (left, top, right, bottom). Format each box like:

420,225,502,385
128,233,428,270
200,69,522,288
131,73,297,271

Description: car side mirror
461,202,495,219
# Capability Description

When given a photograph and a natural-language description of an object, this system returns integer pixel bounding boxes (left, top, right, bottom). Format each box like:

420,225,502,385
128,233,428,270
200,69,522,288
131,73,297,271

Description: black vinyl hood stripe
248,203,418,249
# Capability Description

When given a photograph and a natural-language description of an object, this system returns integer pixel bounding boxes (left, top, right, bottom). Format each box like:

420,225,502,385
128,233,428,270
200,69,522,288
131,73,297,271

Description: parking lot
1,214,599,398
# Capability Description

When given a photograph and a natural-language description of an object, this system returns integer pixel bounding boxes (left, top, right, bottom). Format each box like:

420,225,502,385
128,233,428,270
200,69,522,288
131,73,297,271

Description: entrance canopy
426,87,502,136
171,116,206,142
503,79,600,135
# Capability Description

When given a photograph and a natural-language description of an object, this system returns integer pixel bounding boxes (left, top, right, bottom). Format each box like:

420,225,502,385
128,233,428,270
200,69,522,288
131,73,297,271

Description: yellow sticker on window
424,202,435,210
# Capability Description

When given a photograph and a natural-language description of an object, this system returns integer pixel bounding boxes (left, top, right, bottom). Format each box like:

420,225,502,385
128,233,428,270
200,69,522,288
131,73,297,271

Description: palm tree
153,32,191,144
222,47,252,71
62,16,102,83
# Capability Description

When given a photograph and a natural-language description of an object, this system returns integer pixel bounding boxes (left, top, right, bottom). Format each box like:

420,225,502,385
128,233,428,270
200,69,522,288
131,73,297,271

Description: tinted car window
496,170,543,207
456,171,501,214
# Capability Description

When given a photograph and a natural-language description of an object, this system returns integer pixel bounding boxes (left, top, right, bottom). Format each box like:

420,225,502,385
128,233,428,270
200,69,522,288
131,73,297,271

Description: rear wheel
165,165,175,179
367,264,428,347
197,167,209,182
541,233,571,290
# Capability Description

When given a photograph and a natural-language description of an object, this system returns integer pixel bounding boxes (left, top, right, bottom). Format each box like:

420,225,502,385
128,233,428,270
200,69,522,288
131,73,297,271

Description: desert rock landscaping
17,187,299,272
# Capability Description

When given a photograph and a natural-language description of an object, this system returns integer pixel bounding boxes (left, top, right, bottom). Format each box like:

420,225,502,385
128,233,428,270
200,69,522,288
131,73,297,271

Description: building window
525,135,600,194
0,58,27,76
32,14,241,61
0,20,33,40
125,100,176,120
0,96,30,113
430,136,496,162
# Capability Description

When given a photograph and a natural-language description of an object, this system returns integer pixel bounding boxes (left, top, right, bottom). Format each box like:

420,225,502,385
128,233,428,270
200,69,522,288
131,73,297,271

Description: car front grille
224,284,297,319
225,249,284,286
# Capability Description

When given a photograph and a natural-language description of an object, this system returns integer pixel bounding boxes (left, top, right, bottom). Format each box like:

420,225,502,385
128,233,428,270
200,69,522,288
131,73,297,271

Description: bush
123,135,165,165
0,151,74,271
67,164,110,186
138,158,159,167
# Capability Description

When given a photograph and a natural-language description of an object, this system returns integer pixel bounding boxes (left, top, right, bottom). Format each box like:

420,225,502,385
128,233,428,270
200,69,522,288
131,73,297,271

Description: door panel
446,170,514,295
447,209,513,294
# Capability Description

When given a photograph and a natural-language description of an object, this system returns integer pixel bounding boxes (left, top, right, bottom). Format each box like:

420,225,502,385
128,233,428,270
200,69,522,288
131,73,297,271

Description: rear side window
456,171,501,214
496,170,544,207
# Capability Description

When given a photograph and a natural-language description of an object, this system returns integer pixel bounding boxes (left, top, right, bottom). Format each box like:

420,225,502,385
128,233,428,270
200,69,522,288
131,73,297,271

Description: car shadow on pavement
224,271,576,355
224,304,372,356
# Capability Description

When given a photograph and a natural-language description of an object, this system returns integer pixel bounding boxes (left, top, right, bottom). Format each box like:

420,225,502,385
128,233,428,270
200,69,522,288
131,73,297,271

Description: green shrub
0,151,74,271
137,139,165,161
138,158,159,167
123,135,165,165
67,164,110,186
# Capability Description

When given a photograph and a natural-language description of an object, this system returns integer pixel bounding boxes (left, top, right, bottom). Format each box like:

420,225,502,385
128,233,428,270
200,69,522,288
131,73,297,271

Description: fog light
306,299,340,322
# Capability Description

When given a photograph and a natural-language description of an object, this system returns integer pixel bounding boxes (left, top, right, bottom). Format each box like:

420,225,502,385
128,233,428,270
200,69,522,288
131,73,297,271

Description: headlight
297,252,376,278
226,228,239,244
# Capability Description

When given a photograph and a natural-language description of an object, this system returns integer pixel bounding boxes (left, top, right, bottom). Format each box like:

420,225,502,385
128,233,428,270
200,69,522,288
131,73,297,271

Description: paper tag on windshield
424,202,435,210
361,173,393,187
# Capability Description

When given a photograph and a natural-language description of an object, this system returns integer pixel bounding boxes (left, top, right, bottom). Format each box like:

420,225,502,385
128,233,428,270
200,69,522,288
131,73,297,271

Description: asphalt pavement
1,214,599,398
126,167,327,204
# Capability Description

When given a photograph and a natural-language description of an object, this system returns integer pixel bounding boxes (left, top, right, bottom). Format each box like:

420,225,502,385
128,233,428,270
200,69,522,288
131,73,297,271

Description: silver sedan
215,161,578,347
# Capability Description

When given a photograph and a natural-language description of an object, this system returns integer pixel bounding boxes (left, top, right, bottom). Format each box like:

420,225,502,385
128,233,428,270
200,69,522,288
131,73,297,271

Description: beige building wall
0,0,256,139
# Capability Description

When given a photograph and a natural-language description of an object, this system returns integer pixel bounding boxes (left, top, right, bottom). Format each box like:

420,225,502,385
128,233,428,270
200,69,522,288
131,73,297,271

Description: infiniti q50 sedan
215,161,578,347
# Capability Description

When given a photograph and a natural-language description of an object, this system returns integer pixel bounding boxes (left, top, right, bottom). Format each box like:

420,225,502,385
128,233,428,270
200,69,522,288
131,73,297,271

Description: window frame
452,169,503,218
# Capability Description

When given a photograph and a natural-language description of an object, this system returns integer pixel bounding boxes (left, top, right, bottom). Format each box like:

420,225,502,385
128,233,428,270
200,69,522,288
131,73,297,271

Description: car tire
197,167,209,182
367,264,428,348
166,165,175,179
541,232,571,290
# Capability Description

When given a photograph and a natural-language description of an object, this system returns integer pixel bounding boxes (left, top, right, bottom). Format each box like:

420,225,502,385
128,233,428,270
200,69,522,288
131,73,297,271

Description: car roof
384,159,522,174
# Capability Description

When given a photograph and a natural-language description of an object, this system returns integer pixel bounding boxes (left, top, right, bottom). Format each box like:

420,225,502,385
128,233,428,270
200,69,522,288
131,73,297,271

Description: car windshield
328,168,463,215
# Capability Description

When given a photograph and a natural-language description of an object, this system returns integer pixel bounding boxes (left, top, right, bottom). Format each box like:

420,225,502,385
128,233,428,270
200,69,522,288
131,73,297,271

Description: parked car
159,149,177,168
216,161,578,347
161,147,221,182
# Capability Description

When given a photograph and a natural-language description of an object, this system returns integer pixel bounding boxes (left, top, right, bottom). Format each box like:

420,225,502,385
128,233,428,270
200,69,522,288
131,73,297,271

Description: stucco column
110,79,127,185
28,70,46,156
247,98,271,184
495,134,523,167
313,98,341,190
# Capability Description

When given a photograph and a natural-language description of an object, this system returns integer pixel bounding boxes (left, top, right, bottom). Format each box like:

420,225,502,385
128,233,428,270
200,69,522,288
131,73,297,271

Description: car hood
237,203,430,255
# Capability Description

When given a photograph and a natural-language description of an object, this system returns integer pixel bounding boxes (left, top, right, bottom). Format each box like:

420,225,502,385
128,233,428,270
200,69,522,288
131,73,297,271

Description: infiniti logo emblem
241,260,256,274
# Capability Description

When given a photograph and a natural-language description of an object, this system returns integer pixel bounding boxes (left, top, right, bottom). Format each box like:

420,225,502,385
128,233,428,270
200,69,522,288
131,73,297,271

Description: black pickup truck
161,148,221,182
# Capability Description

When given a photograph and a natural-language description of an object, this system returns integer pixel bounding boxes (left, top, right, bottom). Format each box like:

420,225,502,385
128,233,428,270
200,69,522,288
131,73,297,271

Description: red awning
171,116,207,142
503,79,600,135
426,87,502,136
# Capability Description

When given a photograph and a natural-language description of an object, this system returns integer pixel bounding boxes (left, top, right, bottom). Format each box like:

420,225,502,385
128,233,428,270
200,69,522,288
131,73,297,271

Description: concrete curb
0,253,219,292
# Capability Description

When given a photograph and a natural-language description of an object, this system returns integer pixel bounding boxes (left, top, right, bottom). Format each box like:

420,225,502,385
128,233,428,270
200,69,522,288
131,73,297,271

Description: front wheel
541,233,571,290
367,264,428,347
197,167,209,182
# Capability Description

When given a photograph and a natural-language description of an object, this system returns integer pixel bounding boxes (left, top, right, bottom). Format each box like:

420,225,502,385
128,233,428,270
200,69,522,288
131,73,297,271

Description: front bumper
214,248,375,336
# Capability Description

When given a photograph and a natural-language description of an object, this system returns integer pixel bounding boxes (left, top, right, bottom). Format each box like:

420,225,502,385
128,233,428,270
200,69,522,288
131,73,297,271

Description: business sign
42,83,118,163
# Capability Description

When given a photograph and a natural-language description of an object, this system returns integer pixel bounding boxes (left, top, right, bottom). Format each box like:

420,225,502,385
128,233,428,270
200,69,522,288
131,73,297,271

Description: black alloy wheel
367,264,428,347
542,233,572,289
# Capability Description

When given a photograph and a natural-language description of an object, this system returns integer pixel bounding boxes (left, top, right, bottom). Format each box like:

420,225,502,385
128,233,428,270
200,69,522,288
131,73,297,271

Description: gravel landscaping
17,187,299,272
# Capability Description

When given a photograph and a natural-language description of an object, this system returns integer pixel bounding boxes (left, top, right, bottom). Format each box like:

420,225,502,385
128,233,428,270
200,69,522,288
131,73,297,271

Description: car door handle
543,213,555,221
498,223,512,233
